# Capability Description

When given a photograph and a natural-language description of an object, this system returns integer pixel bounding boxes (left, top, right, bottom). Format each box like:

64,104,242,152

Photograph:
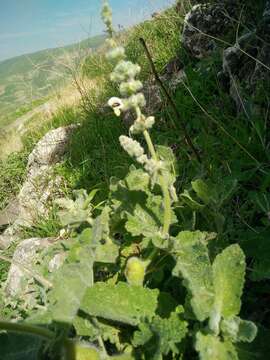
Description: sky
0,0,175,62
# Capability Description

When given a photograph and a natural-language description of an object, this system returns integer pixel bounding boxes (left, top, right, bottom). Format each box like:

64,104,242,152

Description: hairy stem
0,321,55,340
143,129,171,236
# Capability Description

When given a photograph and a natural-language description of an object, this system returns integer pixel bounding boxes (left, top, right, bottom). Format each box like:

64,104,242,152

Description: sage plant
102,0,174,238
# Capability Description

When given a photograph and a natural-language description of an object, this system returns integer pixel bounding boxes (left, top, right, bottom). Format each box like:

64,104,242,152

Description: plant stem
143,130,157,161
143,129,171,236
0,321,55,340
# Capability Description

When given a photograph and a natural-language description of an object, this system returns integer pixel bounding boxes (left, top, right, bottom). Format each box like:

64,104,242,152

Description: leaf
195,332,238,360
191,179,214,205
237,325,270,360
180,189,205,210
0,333,42,360
221,317,257,343
55,189,94,228
47,248,94,323
92,206,111,244
95,242,119,263
73,316,99,338
133,306,187,359
81,282,159,326
126,194,176,237
210,245,246,333
156,145,178,187
74,316,123,350
172,231,214,321
125,167,150,192
149,306,188,355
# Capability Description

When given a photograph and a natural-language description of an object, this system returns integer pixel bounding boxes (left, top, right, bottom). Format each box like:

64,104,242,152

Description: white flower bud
101,1,114,36
137,154,148,164
119,135,145,158
145,116,155,129
144,159,164,175
127,93,146,109
119,80,143,96
110,61,141,82
108,97,124,116
105,38,116,48
106,46,126,62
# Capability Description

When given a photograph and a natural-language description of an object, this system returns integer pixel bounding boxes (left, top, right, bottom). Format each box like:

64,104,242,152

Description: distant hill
0,34,105,128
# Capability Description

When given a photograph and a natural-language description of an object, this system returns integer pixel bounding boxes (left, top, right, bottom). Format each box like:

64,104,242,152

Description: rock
219,1,270,112
0,198,20,228
4,237,58,298
0,124,77,250
17,168,64,225
182,3,236,58
27,124,78,176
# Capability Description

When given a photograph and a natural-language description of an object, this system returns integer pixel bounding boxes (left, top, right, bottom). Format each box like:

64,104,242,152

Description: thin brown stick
139,37,201,163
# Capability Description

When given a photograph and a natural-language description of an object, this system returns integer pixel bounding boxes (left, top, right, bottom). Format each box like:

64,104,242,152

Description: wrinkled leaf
221,317,257,343
126,195,176,237
47,248,94,323
81,282,159,326
133,306,187,358
125,167,150,192
196,332,238,360
172,231,214,321
210,244,245,333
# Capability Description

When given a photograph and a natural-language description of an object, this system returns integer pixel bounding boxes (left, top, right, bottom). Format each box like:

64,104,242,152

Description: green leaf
92,206,111,244
195,332,238,360
0,333,42,360
47,249,94,323
221,317,257,343
133,306,187,359
210,244,246,333
180,189,205,210
73,316,99,338
237,325,270,360
55,189,94,228
150,306,188,355
172,231,214,321
125,167,150,192
95,242,119,263
74,316,123,350
81,282,159,326
126,194,176,237
191,179,214,205
156,145,178,187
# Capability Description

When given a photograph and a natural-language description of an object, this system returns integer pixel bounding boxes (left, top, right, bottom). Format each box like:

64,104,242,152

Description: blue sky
0,0,175,62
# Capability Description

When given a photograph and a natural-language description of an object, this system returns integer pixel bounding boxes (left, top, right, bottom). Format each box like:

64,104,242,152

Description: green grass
0,151,28,210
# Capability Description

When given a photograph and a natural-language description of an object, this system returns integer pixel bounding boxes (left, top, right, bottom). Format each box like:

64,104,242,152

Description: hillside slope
0,34,105,128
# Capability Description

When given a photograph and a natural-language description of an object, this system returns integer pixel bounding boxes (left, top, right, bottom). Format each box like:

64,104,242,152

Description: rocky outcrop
218,1,270,112
4,237,58,298
0,125,77,249
182,2,236,58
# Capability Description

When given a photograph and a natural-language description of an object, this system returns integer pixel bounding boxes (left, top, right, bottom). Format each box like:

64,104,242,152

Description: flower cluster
101,0,167,186
119,135,163,175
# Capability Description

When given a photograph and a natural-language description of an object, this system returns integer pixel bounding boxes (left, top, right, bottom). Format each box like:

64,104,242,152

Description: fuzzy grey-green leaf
81,282,159,326
172,231,214,321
